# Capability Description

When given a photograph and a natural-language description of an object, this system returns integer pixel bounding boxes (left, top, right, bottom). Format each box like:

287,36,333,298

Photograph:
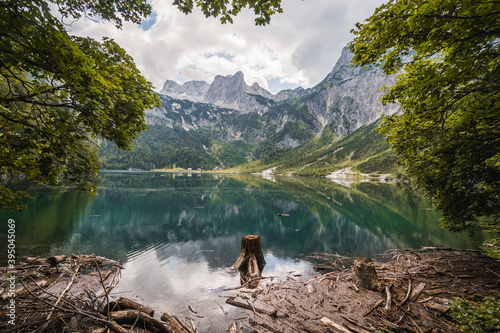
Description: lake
0,171,486,331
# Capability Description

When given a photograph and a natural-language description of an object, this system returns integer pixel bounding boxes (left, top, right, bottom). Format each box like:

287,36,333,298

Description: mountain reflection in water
0,171,486,330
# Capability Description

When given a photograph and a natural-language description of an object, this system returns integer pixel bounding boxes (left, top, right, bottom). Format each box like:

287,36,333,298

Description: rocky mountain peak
159,79,209,102
204,72,268,112
160,71,276,113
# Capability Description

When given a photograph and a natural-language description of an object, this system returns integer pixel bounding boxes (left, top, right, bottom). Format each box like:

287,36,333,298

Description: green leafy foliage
481,237,500,261
0,0,160,210
349,0,500,241
450,296,500,333
172,0,283,25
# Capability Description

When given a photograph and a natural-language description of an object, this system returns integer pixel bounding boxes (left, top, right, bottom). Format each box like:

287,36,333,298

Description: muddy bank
1,248,499,332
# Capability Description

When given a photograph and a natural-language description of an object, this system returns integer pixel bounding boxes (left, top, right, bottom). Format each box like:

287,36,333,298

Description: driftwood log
109,310,169,333
353,257,379,291
232,235,266,279
161,312,195,333
47,255,66,267
104,297,154,316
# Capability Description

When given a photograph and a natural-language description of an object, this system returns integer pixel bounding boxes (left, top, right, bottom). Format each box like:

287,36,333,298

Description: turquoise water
0,172,486,330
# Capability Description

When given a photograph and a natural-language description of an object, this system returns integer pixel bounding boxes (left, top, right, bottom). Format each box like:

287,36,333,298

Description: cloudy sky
70,0,386,93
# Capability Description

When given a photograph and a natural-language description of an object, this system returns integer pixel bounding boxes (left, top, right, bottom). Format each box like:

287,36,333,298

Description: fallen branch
18,279,128,333
384,285,392,310
223,276,274,291
486,267,500,278
94,259,110,320
401,278,412,305
409,315,423,333
305,271,336,284
226,298,278,317
161,312,193,333
105,297,155,317
173,315,195,333
97,266,120,299
320,317,352,333
340,316,372,333
363,299,384,317
409,282,426,302
110,310,170,333
47,264,81,320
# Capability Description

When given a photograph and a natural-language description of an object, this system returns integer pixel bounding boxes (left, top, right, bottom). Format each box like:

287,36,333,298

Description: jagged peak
212,71,245,83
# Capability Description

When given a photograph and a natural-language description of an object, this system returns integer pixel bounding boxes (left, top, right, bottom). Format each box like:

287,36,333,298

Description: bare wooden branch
401,278,412,305
94,259,111,320
110,310,170,333
46,264,80,320
363,299,384,317
18,279,128,333
173,315,196,333
104,297,155,318
384,285,392,310
97,266,120,299
320,317,353,333
161,312,193,333
409,282,426,302
226,298,278,317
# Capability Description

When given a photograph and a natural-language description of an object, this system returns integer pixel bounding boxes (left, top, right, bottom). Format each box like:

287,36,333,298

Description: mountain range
99,47,401,175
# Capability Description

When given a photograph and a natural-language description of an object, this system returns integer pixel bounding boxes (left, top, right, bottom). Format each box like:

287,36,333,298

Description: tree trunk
353,257,379,291
232,235,266,279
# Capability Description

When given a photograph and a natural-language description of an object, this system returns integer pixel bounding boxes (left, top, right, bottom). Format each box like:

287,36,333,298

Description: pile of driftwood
2,241,500,332
224,248,500,332
0,254,195,333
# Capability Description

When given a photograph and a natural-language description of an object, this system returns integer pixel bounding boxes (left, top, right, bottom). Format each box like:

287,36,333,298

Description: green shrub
481,237,500,261
450,296,500,333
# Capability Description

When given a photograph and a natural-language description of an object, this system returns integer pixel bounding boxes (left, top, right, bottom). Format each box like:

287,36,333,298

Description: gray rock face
273,87,306,101
160,79,210,102
159,71,277,113
151,46,399,146
203,71,274,113
294,47,399,136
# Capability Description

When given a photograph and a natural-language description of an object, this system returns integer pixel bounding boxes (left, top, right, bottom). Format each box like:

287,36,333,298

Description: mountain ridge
100,46,401,175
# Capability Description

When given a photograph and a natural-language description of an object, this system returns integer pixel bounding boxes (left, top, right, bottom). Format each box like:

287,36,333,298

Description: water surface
0,172,486,330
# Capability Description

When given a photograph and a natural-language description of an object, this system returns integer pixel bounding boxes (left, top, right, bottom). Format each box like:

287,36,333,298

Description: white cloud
69,0,386,93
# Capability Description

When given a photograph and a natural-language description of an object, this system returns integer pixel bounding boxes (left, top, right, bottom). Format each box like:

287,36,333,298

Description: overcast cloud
69,0,386,93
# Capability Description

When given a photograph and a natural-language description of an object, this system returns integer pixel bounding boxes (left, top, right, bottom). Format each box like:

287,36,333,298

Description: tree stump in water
232,235,266,279
353,257,379,291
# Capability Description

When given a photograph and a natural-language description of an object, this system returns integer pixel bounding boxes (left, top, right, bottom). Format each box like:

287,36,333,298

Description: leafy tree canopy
349,0,500,241
0,0,160,210
173,0,283,25
0,0,285,210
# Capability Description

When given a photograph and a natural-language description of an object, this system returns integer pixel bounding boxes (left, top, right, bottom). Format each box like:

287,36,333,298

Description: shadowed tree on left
0,0,160,210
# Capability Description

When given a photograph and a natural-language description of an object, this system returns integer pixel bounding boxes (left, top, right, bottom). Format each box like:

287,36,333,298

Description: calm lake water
0,171,487,330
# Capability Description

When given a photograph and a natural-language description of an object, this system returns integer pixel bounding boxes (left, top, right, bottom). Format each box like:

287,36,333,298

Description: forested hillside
99,125,255,170
241,118,400,176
